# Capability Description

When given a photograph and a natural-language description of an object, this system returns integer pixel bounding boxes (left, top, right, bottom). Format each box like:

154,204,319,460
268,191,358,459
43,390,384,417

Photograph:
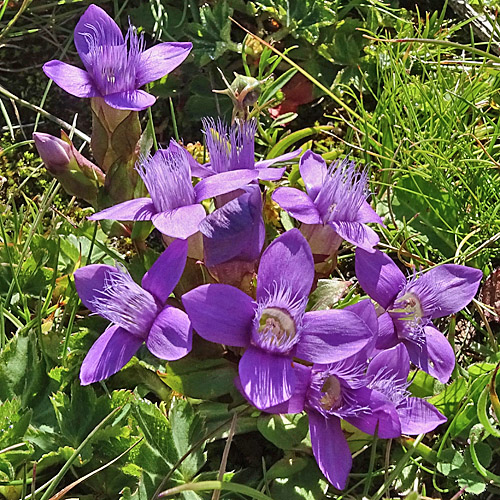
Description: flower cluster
36,4,484,491
75,131,482,488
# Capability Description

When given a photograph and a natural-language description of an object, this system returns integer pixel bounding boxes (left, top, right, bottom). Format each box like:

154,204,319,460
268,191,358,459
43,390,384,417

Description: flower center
90,267,159,337
390,291,427,345
319,375,343,412
252,307,297,354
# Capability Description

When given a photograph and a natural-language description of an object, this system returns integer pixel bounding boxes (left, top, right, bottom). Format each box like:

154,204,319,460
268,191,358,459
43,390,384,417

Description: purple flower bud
33,132,105,204
33,133,72,174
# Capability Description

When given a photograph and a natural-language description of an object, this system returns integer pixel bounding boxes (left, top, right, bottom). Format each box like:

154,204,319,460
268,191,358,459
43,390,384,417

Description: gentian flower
33,131,105,204
259,352,401,489
367,344,446,434
74,239,191,385
88,140,258,239
200,185,265,289
272,150,383,258
191,118,301,184
355,248,482,383
182,229,375,409
43,4,192,110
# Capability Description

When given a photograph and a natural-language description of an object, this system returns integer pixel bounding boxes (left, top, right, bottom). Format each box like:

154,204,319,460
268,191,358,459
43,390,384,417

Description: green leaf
266,456,308,481
159,357,237,399
169,398,206,480
270,457,328,500
257,413,308,450
436,448,464,477
0,332,49,409
429,377,467,416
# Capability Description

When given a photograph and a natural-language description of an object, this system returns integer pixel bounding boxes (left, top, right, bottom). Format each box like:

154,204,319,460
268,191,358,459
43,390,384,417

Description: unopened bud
33,132,72,174
33,131,105,205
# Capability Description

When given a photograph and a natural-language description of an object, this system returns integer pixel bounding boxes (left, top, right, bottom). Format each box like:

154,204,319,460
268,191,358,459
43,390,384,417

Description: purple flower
367,344,446,434
182,229,376,409
33,132,105,204
43,4,192,110
260,354,401,489
88,140,258,239
74,239,191,385
192,118,301,183
355,248,483,383
200,185,265,288
272,150,383,255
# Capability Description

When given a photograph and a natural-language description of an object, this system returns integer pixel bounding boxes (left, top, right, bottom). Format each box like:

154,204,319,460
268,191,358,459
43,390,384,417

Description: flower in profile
259,353,401,490
88,140,258,239
182,229,376,410
43,4,192,110
33,131,105,204
74,239,192,385
191,118,301,183
200,185,265,290
367,344,446,434
272,150,382,259
355,248,483,383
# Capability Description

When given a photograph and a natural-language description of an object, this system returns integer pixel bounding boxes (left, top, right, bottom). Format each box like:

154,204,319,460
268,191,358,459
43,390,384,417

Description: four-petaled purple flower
74,239,192,385
367,344,446,435
272,150,383,256
260,347,401,490
191,119,301,195
88,140,258,239
356,248,482,383
182,229,375,410
43,4,192,110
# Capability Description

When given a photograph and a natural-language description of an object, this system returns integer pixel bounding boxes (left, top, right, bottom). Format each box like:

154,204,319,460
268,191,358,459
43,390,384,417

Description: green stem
158,480,273,500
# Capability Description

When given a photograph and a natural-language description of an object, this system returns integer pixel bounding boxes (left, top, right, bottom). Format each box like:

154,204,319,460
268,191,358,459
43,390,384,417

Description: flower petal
136,42,192,87
43,61,98,98
405,326,455,383
104,90,156,111
152,204,206,239
80,325,142,385
355,248,405,309
74,264,117,312
142,238,188,302
271,187,322,224
239,346,295,409
257,228,314,303
329,220,379,253
193,169,258,202
256,166,286,181
375,312,399,350
182,284,254,347
343,387,401,439
296,309,373,363
344,299,378,335
255,148,301,169
201,187,264,267
410,264,482,319
88,198,156,222
146,305,192,360
356,201,384,225
367,344,409,382
74,4,124,59
398,398,447,435
309,412,351,490
299,149,327,201
261,363,311,414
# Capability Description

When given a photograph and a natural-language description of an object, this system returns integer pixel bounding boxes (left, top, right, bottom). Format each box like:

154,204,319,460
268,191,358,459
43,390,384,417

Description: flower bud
33,133,72,174
33,131,105,205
